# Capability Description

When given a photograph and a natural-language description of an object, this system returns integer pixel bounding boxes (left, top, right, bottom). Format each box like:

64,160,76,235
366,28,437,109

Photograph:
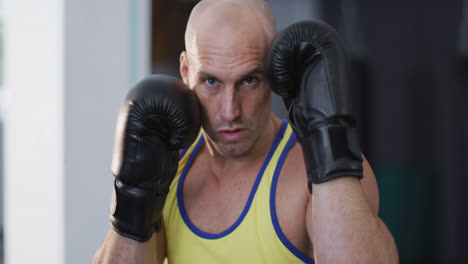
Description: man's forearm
93,229,161,264
310,177,398,264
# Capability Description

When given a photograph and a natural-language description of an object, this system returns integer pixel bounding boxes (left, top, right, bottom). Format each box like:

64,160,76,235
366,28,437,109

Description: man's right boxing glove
268,20,363,191
110,74,200,242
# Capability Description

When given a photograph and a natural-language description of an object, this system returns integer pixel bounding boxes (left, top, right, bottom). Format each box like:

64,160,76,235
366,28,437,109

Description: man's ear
180,51,189,85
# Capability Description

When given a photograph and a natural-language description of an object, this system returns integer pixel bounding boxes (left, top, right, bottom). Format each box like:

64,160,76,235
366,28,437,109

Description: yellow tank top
163,120,315,264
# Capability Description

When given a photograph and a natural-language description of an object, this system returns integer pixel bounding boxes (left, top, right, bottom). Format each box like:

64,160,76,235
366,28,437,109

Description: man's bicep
155,218,167,264
361,154,380,215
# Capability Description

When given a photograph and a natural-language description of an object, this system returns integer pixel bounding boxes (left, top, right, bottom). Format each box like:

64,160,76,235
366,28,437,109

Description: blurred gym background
1,0,467,263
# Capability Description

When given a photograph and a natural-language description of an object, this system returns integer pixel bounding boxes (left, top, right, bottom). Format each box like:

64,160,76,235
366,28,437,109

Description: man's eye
243,77,258,86
205,78,217,86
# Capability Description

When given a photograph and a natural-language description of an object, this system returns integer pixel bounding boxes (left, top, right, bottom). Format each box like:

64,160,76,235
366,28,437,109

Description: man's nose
219,87,240,122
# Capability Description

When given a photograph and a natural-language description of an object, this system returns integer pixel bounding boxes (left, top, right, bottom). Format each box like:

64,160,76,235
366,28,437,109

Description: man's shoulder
283,141,305,175
274,140,313,256
277,141,309,195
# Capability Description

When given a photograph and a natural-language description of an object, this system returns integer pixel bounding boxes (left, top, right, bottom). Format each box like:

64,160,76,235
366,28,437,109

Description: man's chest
180,158,313,257
182,161,257,233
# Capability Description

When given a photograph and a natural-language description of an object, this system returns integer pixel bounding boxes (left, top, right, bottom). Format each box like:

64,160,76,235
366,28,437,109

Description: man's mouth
217,127,247,142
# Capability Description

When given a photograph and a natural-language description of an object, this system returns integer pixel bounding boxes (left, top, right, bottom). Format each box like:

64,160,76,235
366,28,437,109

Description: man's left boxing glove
268,20,363,191
109,74,200,242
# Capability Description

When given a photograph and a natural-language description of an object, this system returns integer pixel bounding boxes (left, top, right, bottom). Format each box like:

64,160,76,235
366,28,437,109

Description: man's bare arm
306,157,398,263
93,229,157,264
93,227,166,264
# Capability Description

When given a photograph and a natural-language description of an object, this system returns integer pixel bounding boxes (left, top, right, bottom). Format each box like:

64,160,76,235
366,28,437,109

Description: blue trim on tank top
270,131,315,263
177,120,289,239
179,147,189,161
179,130,202,161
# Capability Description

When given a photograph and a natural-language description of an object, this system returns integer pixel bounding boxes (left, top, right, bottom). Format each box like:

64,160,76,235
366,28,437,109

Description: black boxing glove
110,74,200,242
268,20,363,190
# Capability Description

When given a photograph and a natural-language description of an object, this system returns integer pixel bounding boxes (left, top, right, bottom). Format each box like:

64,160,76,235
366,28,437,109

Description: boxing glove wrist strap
110,179,166,242
301,119,363,191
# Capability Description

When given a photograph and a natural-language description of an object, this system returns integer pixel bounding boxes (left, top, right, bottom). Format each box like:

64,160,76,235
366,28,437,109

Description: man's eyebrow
197,66,264,82
198,72,219,81
238,66,264,80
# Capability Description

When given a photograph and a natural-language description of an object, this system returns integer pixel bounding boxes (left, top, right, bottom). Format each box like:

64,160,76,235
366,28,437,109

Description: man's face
181,26,272,158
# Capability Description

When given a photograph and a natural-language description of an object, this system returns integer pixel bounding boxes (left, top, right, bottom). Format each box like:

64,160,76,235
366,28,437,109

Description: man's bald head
184,0,276,55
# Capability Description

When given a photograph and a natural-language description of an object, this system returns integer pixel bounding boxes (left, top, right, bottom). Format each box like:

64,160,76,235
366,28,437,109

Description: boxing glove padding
268,20,351,120
112,75,200,187
268,20,363,189
110,74,200,241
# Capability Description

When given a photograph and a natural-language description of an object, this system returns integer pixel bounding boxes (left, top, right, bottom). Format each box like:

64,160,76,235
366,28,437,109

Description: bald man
94,1,398,263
